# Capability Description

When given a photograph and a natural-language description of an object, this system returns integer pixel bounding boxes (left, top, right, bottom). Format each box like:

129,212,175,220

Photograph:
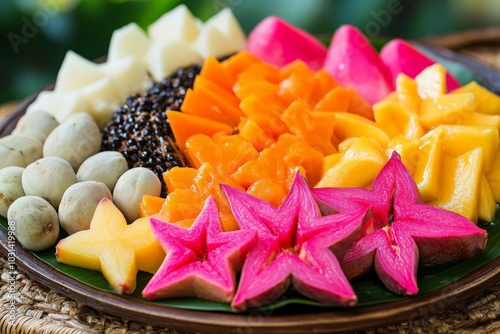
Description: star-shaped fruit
142,196,256,303
312,152,488,295
56,198,165,294
222,173,370,312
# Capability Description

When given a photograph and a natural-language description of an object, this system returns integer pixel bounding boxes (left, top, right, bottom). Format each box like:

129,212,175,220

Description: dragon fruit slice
246,16,327,70
142,196,255,303
380,38,461,91
222,173,369,312
312,152,488,295
323,24,392,104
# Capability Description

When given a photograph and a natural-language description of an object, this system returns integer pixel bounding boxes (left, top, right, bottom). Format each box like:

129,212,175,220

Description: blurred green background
1,0,499,105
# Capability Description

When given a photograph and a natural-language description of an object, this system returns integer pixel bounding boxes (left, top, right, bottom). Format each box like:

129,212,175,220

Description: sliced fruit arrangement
142,197,255,303
151,47,500,228
375,65,500,222
100,63,199,195
379,38,461,91
157,52,378,231
26,5,246,127
312,153,487,296
0,7,498,313
223,174,369,311
56,198,165,294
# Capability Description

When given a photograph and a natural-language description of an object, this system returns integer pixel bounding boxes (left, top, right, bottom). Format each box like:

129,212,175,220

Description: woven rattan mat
2,29,500,333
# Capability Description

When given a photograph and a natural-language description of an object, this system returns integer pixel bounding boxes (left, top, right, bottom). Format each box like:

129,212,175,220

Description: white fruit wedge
79,77,122,128
107,22,151,63
54,51,104,92
27,90,88,122
196,8,246,58
146,40,202,81
100,56,148,96
148,4,200,44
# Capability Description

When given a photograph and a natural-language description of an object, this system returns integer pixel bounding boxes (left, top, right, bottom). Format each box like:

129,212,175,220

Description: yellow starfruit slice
56,198,165,294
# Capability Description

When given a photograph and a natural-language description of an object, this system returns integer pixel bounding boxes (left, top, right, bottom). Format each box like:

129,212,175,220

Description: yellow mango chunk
316,137,387,189
478,174,497,223
395,73,420,112
418,93,477,129
438,125,499,174
333,112,390,147
429,148,483,222
413,129,444,201
415,63,447,100
373,100,423,139
460,112,500,132
56,198,165,294
322,152,342,178
452,81,500,115
386,135,421,175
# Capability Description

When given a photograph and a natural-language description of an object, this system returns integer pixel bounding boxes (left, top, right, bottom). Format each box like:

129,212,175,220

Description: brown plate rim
1,51,500,333
1,228,498,333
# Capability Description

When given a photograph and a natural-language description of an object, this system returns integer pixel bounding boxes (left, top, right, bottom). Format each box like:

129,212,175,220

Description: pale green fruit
58,181,112,235
77,151,128,192
8,196,60,251
22,157,77,209
0,166,25,218
43,113,101,171
113,167,161,223
0,135,42,169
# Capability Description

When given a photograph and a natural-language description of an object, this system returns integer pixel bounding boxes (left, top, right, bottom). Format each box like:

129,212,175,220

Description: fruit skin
380,38,461,91
246,16,327,71
22,157,77,209
113,167,162,223
142,196,256,303
0,135,43,169
43,113,102,171
8,196,60,251
0,166,25,218
56,198,165,294
312,152,488,295
58,181,112,235
323,25,392,105
12,110,59,143
76,151,128,192
223,173,369,312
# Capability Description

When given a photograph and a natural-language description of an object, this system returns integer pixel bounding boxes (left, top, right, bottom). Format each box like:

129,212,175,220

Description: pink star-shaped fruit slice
142,196,256,303
222,173,370,312
312,152,488,295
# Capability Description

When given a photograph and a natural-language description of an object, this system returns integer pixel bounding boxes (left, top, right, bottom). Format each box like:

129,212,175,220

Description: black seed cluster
101,63,203,196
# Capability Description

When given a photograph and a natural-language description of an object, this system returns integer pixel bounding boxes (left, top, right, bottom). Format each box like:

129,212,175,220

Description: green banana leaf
1,47,499,313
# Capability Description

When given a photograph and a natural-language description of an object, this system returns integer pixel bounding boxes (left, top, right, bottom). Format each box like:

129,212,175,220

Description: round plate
1,48,500,333
0,229,498,333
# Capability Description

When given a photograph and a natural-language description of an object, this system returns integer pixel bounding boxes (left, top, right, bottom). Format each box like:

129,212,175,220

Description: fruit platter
0,5,499,333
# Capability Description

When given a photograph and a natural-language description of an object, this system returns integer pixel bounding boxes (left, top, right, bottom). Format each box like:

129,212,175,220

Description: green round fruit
8,196,60,251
